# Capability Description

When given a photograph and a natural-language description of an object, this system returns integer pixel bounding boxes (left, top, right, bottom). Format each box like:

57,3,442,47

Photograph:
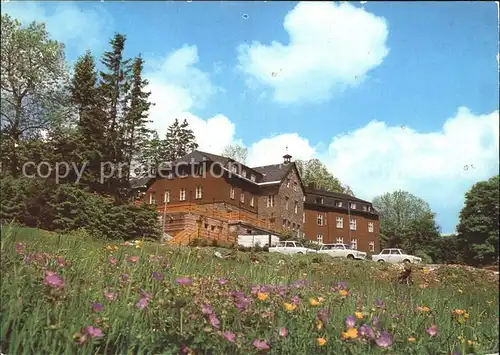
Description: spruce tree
179,118,198,156
163,119,181,162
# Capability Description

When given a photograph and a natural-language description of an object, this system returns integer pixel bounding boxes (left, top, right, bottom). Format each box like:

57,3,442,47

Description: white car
372,248,422,264
316,243,367,260
268,241,315,255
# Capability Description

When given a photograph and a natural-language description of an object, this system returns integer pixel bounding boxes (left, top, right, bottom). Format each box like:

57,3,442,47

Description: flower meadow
1,226,499,354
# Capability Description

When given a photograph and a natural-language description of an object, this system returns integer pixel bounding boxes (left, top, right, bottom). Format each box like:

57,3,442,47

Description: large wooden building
135,149,379,252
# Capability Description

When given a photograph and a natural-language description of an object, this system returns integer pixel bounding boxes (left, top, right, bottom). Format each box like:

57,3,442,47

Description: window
242,170,247,178
250,174,256,182
351,238,358,250
164,190,170,203
167,172,174,179
286,179,290,188
250,196,254,207
282,219,287,228
230,187,235,199
369,241,375,252
149,193,156,204
180,188,186,201
267,195,275,207
195,164,204,176
240,192,245,203
336,216,343,229
316,197,324,204
285,197,289,210
335,201,343,207
350,203,356,209
303,196,306,202
294,201,298,214
363,205,368,211
195,185,203,199
317,214,324,226
381,249,390,255
317,234,324,244
231,165,237,174
368,222,374,233
302,212,306,223
350,218,357,230
336,237,344,244
293,182,297,191
391,249,401,255
285,242,294,247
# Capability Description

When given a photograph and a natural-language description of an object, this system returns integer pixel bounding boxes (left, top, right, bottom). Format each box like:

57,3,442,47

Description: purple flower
91,302,104,312
375,299,385,308
136,297,149,310
139,289,152,300
176,277,192,285
218,278,228,285
359,324,376,340
43,271,64,289
223,331,236,343
231,291,252,311
209,313,220,328
345,315,356,328
426,324,439,337
291,280,305,288
375,331,393,348
252,339,270,350
86,326,104,338
291,295,300,305
121,273,129,282
372,316,381,328
202,304,213,315
279,327,288,337
152,272,163,281
317,309,330,324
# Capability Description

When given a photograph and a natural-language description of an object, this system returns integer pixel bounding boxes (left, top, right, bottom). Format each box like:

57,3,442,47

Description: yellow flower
341,328,358,340
453,309,465,316
408,337,416,342
309,297,321,306
468,340,473,346
257,292,269,301
339,289,349,297
284,302,296,311
317,337,327,346
354,311,364,319
416,306,430,312
316,319,323,330
464,313,470,319
423,268,429,274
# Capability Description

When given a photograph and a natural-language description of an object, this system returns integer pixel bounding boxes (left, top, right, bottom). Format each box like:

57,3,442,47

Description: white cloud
2,2,113,51
247,133,316,166
237,1,389,104
246,107,499,232
145,45,236,154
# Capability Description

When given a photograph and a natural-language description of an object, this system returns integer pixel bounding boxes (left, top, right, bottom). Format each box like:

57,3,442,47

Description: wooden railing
156,202,279,234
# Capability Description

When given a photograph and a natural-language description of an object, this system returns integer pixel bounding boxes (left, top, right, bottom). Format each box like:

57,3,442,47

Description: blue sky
4,1,499,234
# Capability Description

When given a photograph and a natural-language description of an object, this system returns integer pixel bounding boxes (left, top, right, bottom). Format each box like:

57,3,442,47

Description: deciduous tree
222,144,248,164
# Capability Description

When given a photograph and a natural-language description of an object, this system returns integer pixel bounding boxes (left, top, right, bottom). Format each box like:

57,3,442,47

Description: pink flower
202,304,213,315
279,327,288,337
108,257,119,265
104,290,117,301
345,315,356,328
252,339,270,351
209,313,220,328
127,256,138,264
176,277,192,285
218,278,228,285
223,331,236,343
86,326,104,338
136,297,149,310
43,271,64,289
16,243,25,255
426,324,439,337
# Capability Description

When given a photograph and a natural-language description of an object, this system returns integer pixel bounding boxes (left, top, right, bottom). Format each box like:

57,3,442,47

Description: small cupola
283,146,292,164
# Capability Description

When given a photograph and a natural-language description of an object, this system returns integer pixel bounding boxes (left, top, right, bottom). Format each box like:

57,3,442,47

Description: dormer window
250,174,256,182
231,165,237,174
350,203,356,209
316,197,324,204
242,170,247,178
335,201,343,207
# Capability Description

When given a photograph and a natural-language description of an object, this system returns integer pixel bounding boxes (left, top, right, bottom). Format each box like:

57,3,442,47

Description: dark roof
252,163,293,183
305,187,371,204
170,150,264,179
130,176,153,189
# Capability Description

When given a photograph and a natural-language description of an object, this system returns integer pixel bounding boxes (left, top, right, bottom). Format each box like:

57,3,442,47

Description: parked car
268,241,316,255
371,248,422,264
316,243,367,260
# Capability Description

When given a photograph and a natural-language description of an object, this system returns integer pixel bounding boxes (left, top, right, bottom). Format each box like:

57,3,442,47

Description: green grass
1,224,498,354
